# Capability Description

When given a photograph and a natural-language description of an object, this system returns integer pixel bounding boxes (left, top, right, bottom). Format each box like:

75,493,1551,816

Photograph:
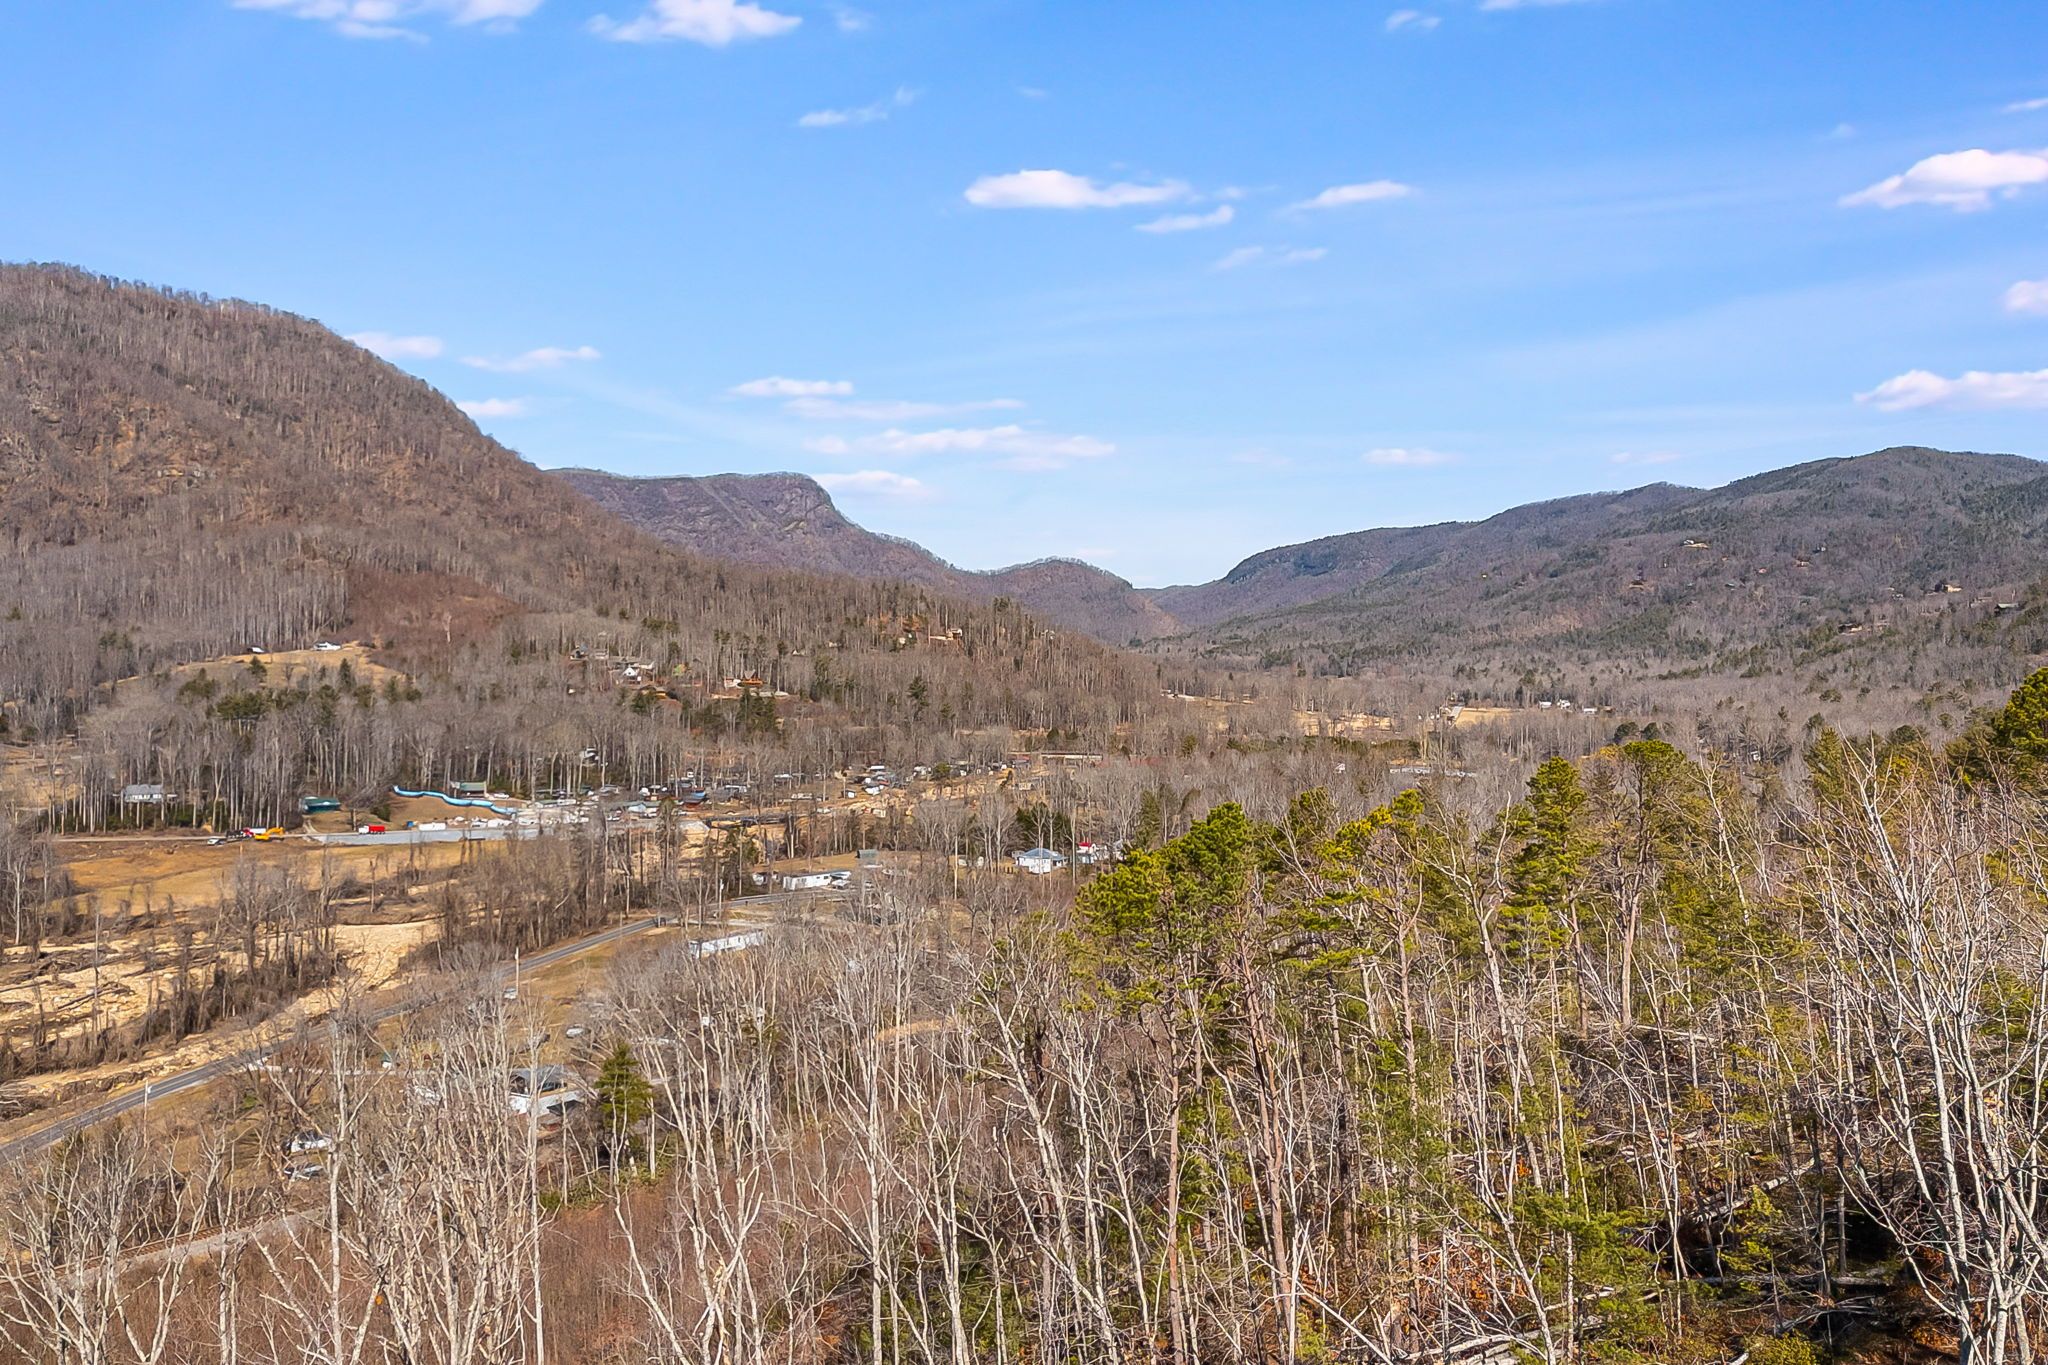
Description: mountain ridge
562,445,2047,711
554,467,1181,643
0,263,1160,746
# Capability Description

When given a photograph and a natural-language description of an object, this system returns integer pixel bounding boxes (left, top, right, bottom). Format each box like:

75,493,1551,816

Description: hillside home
508,1066,585,1117
1014,847,1067,875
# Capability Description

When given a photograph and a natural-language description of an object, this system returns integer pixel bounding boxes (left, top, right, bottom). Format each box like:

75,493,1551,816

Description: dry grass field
0,832,478,1123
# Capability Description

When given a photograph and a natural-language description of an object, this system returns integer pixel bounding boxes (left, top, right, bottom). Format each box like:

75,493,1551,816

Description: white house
688,930,767,959
508,1066,585,1117
1014,847,1067,876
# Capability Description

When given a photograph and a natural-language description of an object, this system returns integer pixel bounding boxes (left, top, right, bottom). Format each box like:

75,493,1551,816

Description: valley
2,266,2045,1365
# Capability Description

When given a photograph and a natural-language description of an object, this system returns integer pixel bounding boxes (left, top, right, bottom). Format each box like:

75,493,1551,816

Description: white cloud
1364,446,1458,467
830,5,870,31
2004,279,2048,315
730,376,854,398
787,396,1023,421
457,397,530,418
964,169,1189,210
462,344,602,372
446,0,538,20
1857,367,2048,412
1213,245,1327,271
1016,85,1049,100
1841,148,2048,212
1136,205,1235,234
2006,97,2048,114
798,87,915,128
347,330,445,361
231,0,540,38
1288,180,1416,212
814,470,931,501
1385,9,1440,32
588,0,798,45
1610,449,1684,466
808,424,1115,470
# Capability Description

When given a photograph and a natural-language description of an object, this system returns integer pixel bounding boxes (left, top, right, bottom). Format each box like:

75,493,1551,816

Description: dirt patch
1,741,81,808
1450,705,1519,727
343,567,522,655
56,833,465,906
1293,709,1395,737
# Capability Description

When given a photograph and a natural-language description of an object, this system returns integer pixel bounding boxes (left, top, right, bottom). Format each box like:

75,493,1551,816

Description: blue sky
4,1,2046,585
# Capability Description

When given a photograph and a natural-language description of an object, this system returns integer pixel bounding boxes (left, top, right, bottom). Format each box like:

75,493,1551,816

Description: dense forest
1146,447,2048,717
10,672,2048,1364
556,469,1179,645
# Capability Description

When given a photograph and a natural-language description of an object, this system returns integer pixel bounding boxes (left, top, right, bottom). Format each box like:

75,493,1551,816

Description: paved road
0,891,822,1164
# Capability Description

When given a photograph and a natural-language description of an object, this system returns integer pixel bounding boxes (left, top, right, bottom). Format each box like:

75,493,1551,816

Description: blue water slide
391,786,519,816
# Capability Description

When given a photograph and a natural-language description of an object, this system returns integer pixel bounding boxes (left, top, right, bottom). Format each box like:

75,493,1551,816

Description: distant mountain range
562,447,2048,707
1153,446,2048,688
556,468,1180,644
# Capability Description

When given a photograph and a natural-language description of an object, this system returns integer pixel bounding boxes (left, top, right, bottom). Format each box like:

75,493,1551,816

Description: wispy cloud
731,376,853,398
1213,245,1327,271
2006,279,2048,315
814,469,931,500
1842,148,2048,211
807,424,1115,470
347,330,444,361
1384,9,1440,32
1857,366,2048,411
1610,449,1684,465
798,87,916,128
1288,180,1416,213
830,5,870,31
965,169,1189,210
2005,96,2048,114
457,397,530,418
231,0,541,39
1364,446,1458,467
1136,205,1235,234
462,344,601,372
788,396,1023,421
733,377,1020,421
589,0,799,45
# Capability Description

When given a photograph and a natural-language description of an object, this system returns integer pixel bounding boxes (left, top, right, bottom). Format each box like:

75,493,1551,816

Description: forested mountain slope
0,265,1174,821
558,467,1180,644
1150,446,2048,708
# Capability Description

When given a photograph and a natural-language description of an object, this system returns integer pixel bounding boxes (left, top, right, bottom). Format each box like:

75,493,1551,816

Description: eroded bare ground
0,834,469,1128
